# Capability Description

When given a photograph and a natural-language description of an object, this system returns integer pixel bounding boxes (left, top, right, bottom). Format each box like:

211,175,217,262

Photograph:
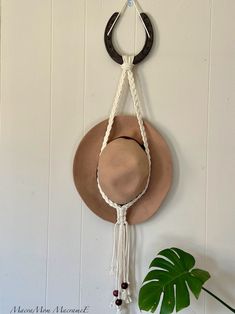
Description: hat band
97,55,151,312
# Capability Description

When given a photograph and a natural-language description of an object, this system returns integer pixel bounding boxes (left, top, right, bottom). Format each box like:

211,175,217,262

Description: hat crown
97,138,149,205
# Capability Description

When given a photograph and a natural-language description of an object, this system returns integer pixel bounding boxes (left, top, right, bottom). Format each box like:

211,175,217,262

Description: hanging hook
104,1,154,65
128,0,133,7
107,0,150,38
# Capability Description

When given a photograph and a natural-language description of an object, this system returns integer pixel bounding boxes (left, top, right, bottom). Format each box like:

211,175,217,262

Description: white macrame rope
97,55,151,312
98,55,151,211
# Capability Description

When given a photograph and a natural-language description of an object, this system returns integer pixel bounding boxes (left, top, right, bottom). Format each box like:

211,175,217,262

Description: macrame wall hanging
73,1,173,312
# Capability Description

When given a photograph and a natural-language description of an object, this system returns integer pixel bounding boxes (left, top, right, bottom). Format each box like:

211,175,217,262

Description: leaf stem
202,287,235,313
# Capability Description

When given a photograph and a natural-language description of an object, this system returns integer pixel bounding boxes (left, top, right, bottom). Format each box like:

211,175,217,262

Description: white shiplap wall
0,1,234,314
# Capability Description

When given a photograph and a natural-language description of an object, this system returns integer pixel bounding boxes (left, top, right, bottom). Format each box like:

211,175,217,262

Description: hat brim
73,115,173,224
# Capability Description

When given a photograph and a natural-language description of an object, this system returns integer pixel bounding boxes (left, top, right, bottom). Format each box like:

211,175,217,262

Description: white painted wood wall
0,1,234,313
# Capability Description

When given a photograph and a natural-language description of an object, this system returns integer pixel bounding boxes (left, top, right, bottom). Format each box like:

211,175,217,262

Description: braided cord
97,55,151,211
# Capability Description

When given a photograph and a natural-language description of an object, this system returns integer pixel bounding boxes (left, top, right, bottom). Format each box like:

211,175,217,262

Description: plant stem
202,287,235,313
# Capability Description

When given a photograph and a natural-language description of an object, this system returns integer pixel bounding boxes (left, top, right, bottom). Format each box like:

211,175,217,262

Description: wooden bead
115,299,122,306
121,282,128,289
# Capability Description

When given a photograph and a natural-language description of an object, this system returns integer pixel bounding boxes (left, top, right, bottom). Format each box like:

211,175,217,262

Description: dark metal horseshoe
104,12,154,65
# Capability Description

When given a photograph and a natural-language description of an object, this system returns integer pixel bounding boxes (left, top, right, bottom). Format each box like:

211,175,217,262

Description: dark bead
115,299,122,306
113,290,119,297
121,282,129,289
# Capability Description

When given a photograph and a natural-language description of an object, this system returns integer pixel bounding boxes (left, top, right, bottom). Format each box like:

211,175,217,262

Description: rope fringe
97,55,151,312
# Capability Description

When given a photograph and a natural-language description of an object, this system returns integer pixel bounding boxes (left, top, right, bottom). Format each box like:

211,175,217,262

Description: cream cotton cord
97,55,151,312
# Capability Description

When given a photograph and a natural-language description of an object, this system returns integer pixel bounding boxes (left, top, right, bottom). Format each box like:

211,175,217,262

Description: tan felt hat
73,115,173,225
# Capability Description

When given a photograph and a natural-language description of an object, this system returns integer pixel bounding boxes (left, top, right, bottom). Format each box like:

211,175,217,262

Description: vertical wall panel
206,1,235,313
0,0,51,312
45,0,85,308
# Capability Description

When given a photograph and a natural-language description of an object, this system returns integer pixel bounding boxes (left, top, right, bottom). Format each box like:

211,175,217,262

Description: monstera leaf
138,247,210,314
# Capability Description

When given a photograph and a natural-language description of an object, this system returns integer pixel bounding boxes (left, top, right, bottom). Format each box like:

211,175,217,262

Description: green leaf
138,248,211,313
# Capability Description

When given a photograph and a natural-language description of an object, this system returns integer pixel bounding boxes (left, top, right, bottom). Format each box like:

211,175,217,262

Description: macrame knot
120,55,134,72
117,207,127,224
121,62,133,72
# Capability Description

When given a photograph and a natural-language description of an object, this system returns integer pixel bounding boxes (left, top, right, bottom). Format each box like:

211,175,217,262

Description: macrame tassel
109,207,131,312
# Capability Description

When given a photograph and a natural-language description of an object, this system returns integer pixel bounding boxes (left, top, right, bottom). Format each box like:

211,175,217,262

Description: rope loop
97,54,151,211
